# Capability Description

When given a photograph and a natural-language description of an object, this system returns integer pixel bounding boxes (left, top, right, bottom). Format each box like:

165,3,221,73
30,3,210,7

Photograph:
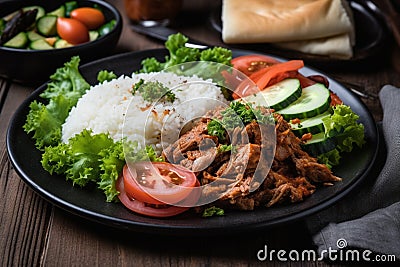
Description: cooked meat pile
163,106,341,210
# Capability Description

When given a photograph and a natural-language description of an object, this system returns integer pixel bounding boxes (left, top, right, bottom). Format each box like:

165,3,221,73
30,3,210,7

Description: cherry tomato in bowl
70,7,105,30
57,17,89,45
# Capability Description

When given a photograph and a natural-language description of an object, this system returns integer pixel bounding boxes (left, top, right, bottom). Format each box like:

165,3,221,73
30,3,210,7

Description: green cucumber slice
37,15,57,36
48,5,66,18
277,83,330,120
241,78,302,110
4,31,28,48
290,111,331,136
26,30,44,41
89,30,99,41
302,132,336,157
54,39,73,49
29,38,53,50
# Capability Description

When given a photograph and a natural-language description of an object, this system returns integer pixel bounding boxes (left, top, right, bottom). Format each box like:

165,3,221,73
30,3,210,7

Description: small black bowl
0,0,122,85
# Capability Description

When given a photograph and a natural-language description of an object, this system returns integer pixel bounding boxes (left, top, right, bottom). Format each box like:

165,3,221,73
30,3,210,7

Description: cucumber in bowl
0,1,115,50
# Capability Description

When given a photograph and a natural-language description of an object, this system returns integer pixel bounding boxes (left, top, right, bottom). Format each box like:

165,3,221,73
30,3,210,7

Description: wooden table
1,0,399,266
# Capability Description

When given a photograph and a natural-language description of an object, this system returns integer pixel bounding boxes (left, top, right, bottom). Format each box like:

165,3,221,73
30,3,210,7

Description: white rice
62,72,228,152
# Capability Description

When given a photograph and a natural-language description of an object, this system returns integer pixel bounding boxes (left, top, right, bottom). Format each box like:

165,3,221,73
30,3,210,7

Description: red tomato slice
116,175,190,217
233,60,304,98
252,60,304,90
122,162,197,205
231,55,280,76
57,17,89,45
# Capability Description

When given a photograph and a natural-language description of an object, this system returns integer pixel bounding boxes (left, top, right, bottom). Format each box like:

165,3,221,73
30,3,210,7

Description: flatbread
222,0,355,58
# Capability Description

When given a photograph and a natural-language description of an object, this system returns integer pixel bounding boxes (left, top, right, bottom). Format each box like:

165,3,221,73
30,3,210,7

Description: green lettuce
41,129,162,202
318,104,365,168
97,70,117,83
139,33,232,76
41,129,125,202
23,56,90,149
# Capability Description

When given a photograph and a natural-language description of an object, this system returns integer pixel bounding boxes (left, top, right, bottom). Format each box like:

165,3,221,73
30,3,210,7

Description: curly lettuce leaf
40,56,90,102
139,33,232,77
97,70,117,83
318,104,365,167
24,56,90,149
200,47,232,66
317,149,341,169
41,129,125,202
323,104,365,152
24,95,71,149
41,130,163,202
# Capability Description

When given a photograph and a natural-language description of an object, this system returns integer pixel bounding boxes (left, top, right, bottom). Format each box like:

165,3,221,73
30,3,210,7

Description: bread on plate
222,0,355,58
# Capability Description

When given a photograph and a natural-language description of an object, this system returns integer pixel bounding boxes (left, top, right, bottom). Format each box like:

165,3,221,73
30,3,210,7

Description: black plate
209,0,388,69
7,49,379,236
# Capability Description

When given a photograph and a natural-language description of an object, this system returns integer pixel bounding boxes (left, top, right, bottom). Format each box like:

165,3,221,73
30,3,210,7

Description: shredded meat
163,107,341,211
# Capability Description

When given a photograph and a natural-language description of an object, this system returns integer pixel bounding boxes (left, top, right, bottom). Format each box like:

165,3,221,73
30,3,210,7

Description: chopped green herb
202,206,225,217
218,144,232,153
207,101,273,141
132,80,175,103
207,119,226,141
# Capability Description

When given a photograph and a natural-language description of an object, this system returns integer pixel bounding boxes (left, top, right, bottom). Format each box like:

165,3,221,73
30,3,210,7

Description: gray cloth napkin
306,85,400,260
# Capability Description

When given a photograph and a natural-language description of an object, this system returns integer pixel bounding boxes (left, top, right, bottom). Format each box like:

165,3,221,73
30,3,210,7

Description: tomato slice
231,55,280,76
122,162,197,205
252,60,304,90
232,57,305,99
116,175,190,217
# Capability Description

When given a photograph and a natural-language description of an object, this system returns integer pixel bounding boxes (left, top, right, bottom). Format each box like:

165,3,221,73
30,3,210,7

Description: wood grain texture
0,83,52,267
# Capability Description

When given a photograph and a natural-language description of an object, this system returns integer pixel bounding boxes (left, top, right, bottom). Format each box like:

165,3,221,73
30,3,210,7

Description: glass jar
124,0,183,27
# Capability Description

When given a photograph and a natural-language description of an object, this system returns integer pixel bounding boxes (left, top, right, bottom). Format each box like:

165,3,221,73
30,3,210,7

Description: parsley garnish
207,101,273,141
202,206,225,217
132,79,176,103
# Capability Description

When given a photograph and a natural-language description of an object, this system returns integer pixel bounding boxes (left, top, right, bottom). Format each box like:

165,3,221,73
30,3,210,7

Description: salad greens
318,104,365,168
139,33,233,95
140,33,232,72
24,56,90,149
97,70,117,83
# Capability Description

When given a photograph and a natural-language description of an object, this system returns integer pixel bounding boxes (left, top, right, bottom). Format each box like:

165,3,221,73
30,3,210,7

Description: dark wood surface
1,0,399,266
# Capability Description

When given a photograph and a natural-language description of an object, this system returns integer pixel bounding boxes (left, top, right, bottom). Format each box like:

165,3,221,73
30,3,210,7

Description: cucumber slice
302,132,336,157
54,39,73,49
26,30,44,41
3,32,28,48
48,5,66,18
89,30,99,41
241,78,301,110
29,38,53,50
23,6,45,20
277,83,330,120
290,111,331,136
37,15,57,36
